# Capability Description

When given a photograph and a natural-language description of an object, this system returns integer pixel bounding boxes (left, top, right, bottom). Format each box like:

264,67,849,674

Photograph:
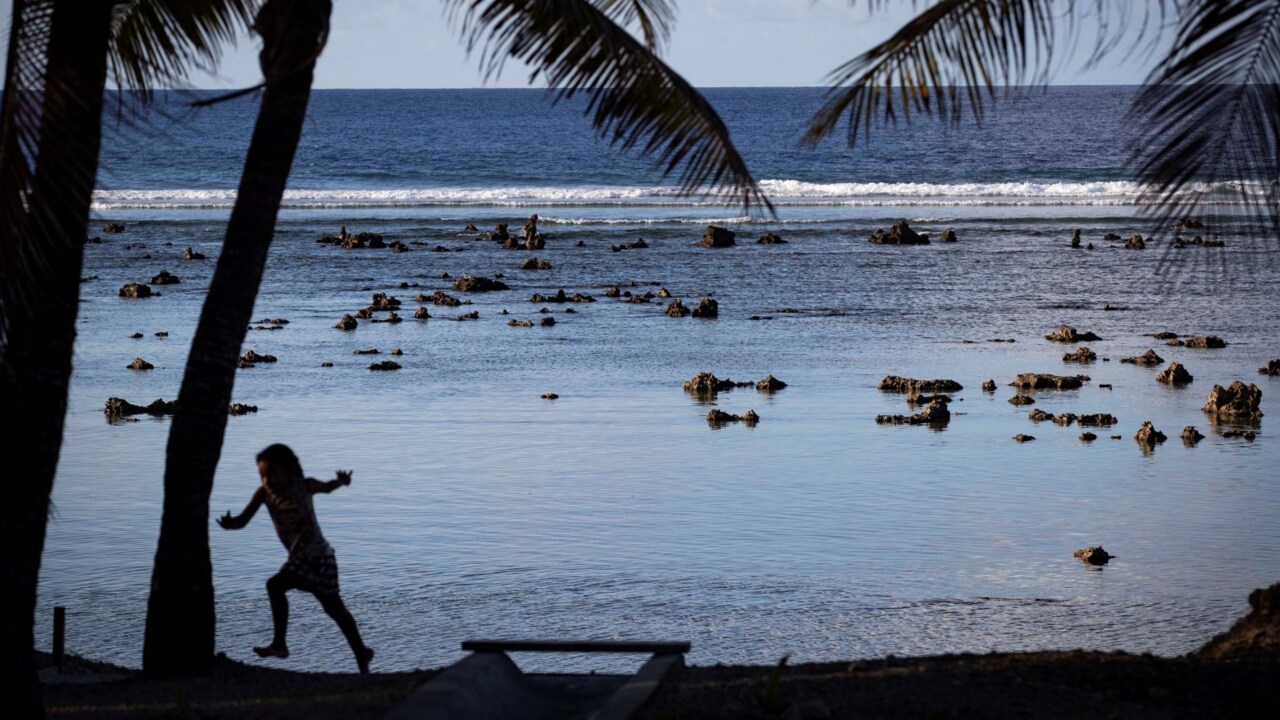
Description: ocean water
38,87,1279,674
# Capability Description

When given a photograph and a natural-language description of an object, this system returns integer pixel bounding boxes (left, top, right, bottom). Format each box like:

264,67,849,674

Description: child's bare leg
317,592,373,673
255,571,298,658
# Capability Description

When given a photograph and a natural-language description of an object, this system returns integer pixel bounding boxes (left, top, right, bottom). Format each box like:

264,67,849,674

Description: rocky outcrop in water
692,298,719,318
666,299,691,317
508,319,534,328
1063,346,1096,363
1013,434,1035,442
228,403,258,415
183,247,205,260
127,358,154,371
530,289,594,304
698,225,736,248
370,293,401,311
869,220,928,245
104,397,177,416
1156,363,1193,385
684,372,754,396
1184,336,1228,349
707,409,759,426
1121,349,1164,367
757,232,787,244
610,238,648,252
1197,581,1280,659
1009,395,1035,406
102,222,126,233
1074,546,1113,565
756,375,787,392
1070,229,1081,248
1124,234,1146,249
425,290,463,307
878,376,963,394
939,229,957,243
1259,359,1280,376
1079,432,1097,442
368,361,400,371
521,257,552,270
1134,421,1167,449
453,275,508,292
1010,373,1089,390
1203,381,1263,420
876,399,950,427
119,283,152,298
414,307,430,319
335,314,358,330
1045,325,1101,343
1182,426,1205,445
982,379,997,392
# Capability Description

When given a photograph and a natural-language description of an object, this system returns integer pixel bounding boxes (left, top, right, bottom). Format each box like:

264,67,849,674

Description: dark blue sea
41,88,1280,673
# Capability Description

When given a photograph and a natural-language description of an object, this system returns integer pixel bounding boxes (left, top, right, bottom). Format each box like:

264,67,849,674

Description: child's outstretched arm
217,487,265,530
306,470,353,494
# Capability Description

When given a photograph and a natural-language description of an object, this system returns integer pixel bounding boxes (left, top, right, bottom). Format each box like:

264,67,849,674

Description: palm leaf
108,0,260,97
593,0,676,53
805,0,1170,147
1129,0,1280,269
445,0,771,214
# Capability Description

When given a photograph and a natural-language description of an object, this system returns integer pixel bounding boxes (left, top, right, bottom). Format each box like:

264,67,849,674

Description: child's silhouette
218,444,374,673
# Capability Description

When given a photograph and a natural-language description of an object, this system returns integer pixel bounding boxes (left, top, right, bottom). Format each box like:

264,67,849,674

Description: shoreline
38,583,1279,719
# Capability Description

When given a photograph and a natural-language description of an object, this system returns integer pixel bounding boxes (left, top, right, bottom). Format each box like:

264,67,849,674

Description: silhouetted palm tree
0,1,255,713
806,0,1280,245
142,0,769,674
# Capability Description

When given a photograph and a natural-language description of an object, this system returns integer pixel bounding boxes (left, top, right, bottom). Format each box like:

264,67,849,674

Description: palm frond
108,0,259,98
593,0,676,53
807,0,1170,147
445,0,771,214
1129,0,1280,265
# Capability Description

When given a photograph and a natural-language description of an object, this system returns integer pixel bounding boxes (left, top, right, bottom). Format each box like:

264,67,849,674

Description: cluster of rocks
876,397,950,427
1009,395,1036,406
1045,325,1102,343
1203,381,1263,420
368,360,401,371
698,225,735,248
1027,410,1117,427
1260,359,1280,376
183,247,205,260
335,314,358,330
1172,235,1224,248
102,222,126,233
422,290,464,307
119,283,152,298
757,232,787,244
1010,373,1090,390
1182,426,1206,445
665,297,718,318
530,289,594,304
707,408,759,426
520,257,552,270
1062,346,1096,363
1121,349,1163,366
318,227,390,250
238,350,278,368
1180,335,1229,349
1174,218,1205,229
1074,546,1113,566
251,317,289,331
1135,421,1167,449
127,358,154,370
610,238,648,252
868,220,929,245
1124,234,1146,250
684,372,786,397
104,397,255,417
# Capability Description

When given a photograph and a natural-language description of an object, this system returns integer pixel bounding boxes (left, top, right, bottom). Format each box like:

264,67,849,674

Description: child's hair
257,444,304,481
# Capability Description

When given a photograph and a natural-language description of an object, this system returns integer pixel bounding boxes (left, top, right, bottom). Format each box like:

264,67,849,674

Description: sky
1,0,1164,89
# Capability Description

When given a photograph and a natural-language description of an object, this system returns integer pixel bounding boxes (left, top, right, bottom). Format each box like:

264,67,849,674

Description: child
218,444,374,673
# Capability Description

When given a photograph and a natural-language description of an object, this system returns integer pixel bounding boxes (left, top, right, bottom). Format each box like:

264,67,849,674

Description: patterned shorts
282,551,340,595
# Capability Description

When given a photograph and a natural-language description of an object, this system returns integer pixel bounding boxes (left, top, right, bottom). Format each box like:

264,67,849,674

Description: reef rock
127,358,154,371
1197,582,1280,659
939,229,957,243
1045,325,1102,343
666,299,691,317
118,283,152,298
1008,395,1036,406
1259,359,1280,376
183,247,205,260
427,290,463,307
368,361,400,371
698,225,736,248
1124,234,1146,249
757,232,787,244
878,376,963,394
1074,546,1113,565
335,314,358,330
1182,426,1205,445
1203,381,1263,420
981,379,997,392
683,372,752,396
876,399,950,427
756,375,787,392
1121,349,1164,366
691,298,719,318
1134,421,1168,449
104,397,176,417
1010,373,1089,390
1013,434,1035,442
453,275,508,292
1062,346,1096,363
868,220,928,245
521,257,552,270
1156,362,1194,385
1184,335,1228,349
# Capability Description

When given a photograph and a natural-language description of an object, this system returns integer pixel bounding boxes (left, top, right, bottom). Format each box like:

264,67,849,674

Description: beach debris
1008,395,1036,406
868,219,928,245
521,257,552,270
1121,349,1164,366
698,225,736,248
692,298,719,318
1184,335,1229,349
1063,346,1096,363
102,222,125,233
368,361,400,371
1135,421,1168,449
182,247,205,260
876,398,950,427
335,314,358,330
666,299,691,317
1259,359,1280,376
541,393,559,400
1124,234,1146,249
1010,373,1090,390
1182,426,1205,445
757,232,787,244
878,376,963,394
1079,432,1097,442
981,379,996,392
1070,229,1081,248
1203,381,1263,420
756,375,787,392
1013,434,1035,442
118,283,152,298
453,275,508,292
1156,362,1194,385
707,409,759,426
127,358,154,371
1074,546,1113,565
1045,325,1101,343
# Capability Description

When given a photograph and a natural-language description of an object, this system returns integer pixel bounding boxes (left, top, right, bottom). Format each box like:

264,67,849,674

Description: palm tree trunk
0,1,115,714
142,0,332,676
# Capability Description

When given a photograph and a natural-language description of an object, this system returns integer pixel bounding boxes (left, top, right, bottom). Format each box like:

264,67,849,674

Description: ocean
40,87,1280,673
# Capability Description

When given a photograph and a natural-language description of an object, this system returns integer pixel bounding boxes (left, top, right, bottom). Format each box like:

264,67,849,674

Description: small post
53,606,66,672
